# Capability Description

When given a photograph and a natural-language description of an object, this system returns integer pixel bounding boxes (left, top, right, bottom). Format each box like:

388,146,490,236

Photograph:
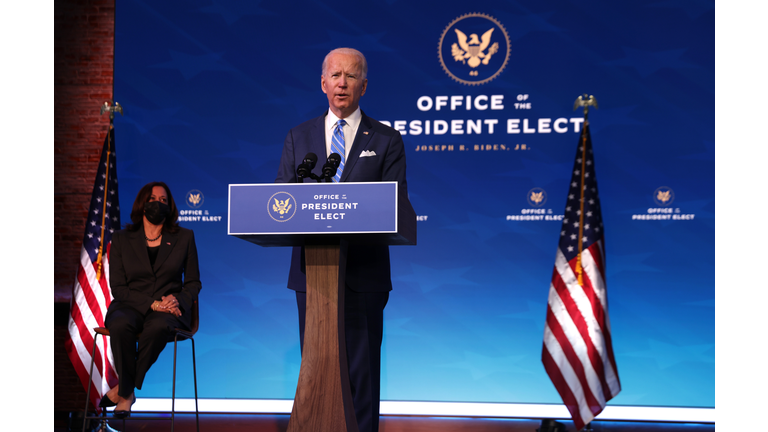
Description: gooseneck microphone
322,153,341,181
296,152,319,182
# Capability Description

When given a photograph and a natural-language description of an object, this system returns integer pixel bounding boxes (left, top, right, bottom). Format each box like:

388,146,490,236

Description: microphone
322,153,341,180
296,152,318,179
303,153,318,170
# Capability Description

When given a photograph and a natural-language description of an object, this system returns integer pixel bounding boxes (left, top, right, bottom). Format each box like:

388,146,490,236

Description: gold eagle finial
573,94,598,117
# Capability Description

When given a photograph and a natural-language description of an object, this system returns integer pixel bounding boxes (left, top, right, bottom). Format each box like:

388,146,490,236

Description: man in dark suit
275,47,411,432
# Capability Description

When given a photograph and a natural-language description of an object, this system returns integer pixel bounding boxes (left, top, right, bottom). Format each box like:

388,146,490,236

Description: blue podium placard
228,182,415,246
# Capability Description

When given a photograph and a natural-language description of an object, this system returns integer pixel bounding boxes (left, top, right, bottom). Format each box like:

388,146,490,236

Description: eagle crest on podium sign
273,198,292,215
268,191,297,222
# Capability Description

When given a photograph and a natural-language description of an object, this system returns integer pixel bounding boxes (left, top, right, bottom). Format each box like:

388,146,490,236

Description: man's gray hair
322,48,368,80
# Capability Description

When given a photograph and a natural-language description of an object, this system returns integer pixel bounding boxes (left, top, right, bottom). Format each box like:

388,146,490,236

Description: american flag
65,127,121,411
542,121,621,430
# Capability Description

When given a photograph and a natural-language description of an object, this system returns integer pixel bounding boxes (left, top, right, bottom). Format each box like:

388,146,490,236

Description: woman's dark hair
126,181,180,233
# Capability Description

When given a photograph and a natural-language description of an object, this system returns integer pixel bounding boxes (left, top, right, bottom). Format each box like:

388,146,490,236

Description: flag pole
572,94,598,286
95,101,122,278
543,95,619,431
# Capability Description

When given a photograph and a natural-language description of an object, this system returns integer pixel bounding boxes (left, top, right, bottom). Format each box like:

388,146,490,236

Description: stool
81,301,199,432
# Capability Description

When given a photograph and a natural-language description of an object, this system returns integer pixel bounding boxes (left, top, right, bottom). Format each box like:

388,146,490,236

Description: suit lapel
129,227,153,274
340,112,374,182
154,230,177,273
310,114,328,178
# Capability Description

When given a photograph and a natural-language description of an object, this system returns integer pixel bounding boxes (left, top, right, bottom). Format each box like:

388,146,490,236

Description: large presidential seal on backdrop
439,13,511,86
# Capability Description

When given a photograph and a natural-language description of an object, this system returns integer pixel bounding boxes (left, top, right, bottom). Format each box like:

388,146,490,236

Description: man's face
321,52,368,119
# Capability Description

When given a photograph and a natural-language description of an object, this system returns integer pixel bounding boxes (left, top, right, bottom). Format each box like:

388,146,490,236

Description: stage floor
61,413,715,432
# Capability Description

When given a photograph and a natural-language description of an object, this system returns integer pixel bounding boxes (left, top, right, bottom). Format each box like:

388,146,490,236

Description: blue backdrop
113,0,714,408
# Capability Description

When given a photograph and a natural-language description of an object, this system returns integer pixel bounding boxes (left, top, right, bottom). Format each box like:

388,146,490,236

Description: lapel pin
363,131,369,135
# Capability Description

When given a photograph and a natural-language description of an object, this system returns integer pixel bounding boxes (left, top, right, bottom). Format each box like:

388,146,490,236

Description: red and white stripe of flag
64,244,119,412
542,239,620,430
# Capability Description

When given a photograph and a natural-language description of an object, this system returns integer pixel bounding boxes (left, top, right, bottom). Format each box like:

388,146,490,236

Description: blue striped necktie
331,119,346,182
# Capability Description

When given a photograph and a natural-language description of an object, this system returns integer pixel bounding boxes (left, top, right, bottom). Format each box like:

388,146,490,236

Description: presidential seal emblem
269,191,296,222
438,13,511,85
186,189,204,208
527,187,547,207
653,186,675,207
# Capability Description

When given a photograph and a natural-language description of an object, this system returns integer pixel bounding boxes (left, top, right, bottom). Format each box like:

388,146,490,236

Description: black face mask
144,201,170,225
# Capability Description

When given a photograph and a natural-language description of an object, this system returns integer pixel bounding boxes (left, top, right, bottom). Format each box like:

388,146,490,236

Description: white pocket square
360,150,377,157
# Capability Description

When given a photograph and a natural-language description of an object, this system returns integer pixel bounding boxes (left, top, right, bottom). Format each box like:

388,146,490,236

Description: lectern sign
228,182,399,235
227,181,415,432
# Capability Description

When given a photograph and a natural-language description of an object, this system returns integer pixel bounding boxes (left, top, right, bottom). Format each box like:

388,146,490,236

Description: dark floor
56,412,715,432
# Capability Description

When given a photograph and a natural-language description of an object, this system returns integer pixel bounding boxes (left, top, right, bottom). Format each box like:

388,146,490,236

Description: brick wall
54,0,114,302
54,0,114,423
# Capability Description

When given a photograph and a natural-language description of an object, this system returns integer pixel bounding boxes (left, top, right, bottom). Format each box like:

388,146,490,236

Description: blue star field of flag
83,128,121,265
559,123,603,263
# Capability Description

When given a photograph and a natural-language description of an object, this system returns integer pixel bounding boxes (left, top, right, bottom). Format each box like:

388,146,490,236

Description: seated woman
102,181,202,417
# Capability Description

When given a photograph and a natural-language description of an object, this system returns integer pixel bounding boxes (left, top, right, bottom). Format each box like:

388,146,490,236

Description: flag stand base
536,419,566,432
91,419,119,432
68,411,119,432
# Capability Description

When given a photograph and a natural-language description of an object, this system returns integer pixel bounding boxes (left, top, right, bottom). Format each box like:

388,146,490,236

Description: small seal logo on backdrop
653,186,674,207
438,13,511,85
186,190,204,208
527,187,547,207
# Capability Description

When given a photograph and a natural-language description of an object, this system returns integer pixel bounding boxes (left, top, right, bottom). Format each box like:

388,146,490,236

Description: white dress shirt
324,107,362,161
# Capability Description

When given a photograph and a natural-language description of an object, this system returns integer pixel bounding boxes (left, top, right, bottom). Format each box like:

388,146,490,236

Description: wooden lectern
228,182,416,432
